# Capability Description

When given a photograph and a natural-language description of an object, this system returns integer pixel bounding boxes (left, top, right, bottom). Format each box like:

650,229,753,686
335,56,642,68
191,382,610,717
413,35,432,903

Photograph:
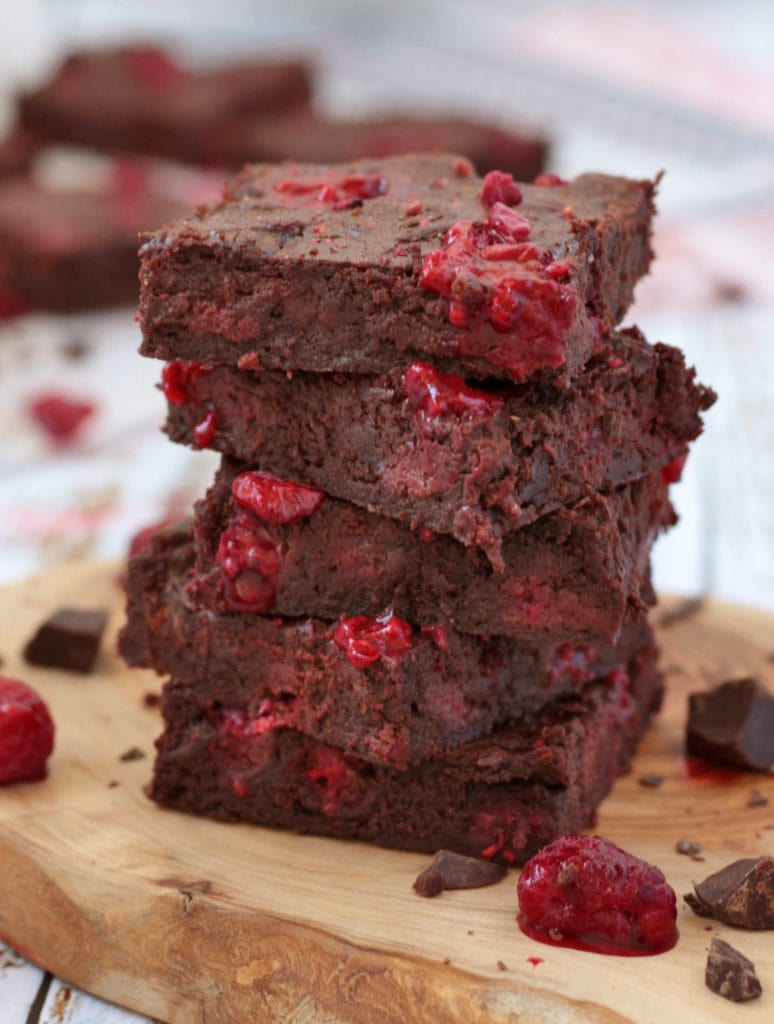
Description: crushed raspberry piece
273,172,387,210
480,170,522,208
401,362,503,421
421,214,576,377
517,834,678,956
661,455,687,485
28,392,95,442
127,46,185,88
421,625,449,652
232,471,325,524
547,645,594,688
333,612,413,669
533,173,568,187
161,360,209,405
0,676,55,784
216,510,281,612
452,157,474,178
306,747,363,813
192,408,217,448
404,200,423,216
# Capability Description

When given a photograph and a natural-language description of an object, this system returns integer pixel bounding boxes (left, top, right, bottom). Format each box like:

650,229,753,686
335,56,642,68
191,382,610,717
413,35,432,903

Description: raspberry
0,676,55,784
231,471,325,524
480,170,522,208
161,360,209,406
333,612,413,669
192,408,217,448
28,392,95,442
517,834,678,955
216,510,281,613
661,455,687,485
533,173,568,187
401,362,503,421
273,173,387,210
127,46,185,88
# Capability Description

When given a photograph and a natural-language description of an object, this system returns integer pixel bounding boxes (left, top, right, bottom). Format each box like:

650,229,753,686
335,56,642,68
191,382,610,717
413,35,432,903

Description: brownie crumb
675,839,703,857
712,279,749,306
23,607,108,673
747,789,769,808
497,960,507,971
705,937,762,1002
638,772,664,788
143,691,161,708
414,849,507,897
442,957,451,966
657,597,705,628
686,677,774,771
685,856,774,929
107,780,119,788
119,746,146,762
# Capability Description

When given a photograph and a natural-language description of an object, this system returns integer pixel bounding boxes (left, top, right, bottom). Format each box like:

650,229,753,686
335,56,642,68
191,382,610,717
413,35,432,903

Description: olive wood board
0,560,772,1024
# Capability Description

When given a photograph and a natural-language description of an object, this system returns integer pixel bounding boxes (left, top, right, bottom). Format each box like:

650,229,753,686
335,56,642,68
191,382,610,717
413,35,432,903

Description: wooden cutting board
0,561,772,1024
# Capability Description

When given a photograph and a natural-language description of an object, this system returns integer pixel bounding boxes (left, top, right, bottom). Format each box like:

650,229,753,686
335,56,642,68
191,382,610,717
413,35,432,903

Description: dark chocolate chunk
685,857,774,929
119,747,146,762
23,607,108,673
638,772,664,788
686,677,774,771
413,850,508,897
705,937,762,1002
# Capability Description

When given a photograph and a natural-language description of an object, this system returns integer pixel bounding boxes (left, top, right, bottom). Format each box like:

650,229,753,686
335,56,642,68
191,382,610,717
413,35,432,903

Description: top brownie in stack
137,153,656,385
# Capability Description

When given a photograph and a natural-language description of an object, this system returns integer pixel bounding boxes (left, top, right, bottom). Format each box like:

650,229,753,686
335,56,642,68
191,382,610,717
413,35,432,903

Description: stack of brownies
120,153,714,865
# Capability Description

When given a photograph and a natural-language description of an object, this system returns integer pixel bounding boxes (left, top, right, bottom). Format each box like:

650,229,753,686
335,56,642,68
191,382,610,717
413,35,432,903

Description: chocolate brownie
208,110,547,180
17,45,311,165
147,634,663,864
119,524,654,767
0,128,38,178
185,458,669,640
163,329,713,559
0,178,188,311
138,154,656,384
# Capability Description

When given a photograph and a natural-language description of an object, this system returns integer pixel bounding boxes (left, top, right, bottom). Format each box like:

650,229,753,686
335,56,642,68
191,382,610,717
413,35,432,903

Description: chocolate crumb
686,677,774,771
23,607,108,673
119,747,146,763
638,773,664,788
685,856,774,928
657,597,705,628
413,849,507,897
747,789,769,808
705,937,762,1002
442,957,451,965
676,839,703,857
712,279,749,306
497,960,507,971
107,780,119,788
143,691,161,708
467,930,474,936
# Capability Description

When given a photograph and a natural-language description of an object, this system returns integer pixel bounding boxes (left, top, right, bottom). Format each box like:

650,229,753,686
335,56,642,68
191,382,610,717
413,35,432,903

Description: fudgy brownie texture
17,45,312,165
164,328,714,560
208,110,547,181
0,179,188,311
188,458,670,640
147,633,663,864
119,525,654,767
138,154,656,384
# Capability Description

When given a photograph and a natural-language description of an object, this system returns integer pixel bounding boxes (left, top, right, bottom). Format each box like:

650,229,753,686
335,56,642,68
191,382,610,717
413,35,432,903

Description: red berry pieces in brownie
273,172,388,210
161,360,210,405
192,408,218,448
401,362,503,421
517,834,678,955
661,454,687,485
232,470,325,524
480,170,523,208
28,392,95,442
126,46,186,88
216,510,281,613
333,612,413,669
0,676,55,784
533,173,568,187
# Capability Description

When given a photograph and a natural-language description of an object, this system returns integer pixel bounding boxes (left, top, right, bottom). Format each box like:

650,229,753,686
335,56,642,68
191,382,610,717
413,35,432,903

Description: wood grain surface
0,561,772,1024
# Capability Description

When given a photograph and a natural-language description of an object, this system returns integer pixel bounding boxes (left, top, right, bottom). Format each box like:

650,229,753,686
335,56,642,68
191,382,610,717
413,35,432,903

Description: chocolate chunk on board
705,937,762,1002
413,850,507,897
23,607,108,673
685,856,774,929
686,677,774,771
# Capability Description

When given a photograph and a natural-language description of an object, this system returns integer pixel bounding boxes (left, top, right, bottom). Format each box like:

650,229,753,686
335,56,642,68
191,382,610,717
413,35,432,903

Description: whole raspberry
0,676,55,784
517,834,678,955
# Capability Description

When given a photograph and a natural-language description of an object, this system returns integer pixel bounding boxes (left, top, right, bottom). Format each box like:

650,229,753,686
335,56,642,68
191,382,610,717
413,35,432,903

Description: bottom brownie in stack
120,524,662,864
